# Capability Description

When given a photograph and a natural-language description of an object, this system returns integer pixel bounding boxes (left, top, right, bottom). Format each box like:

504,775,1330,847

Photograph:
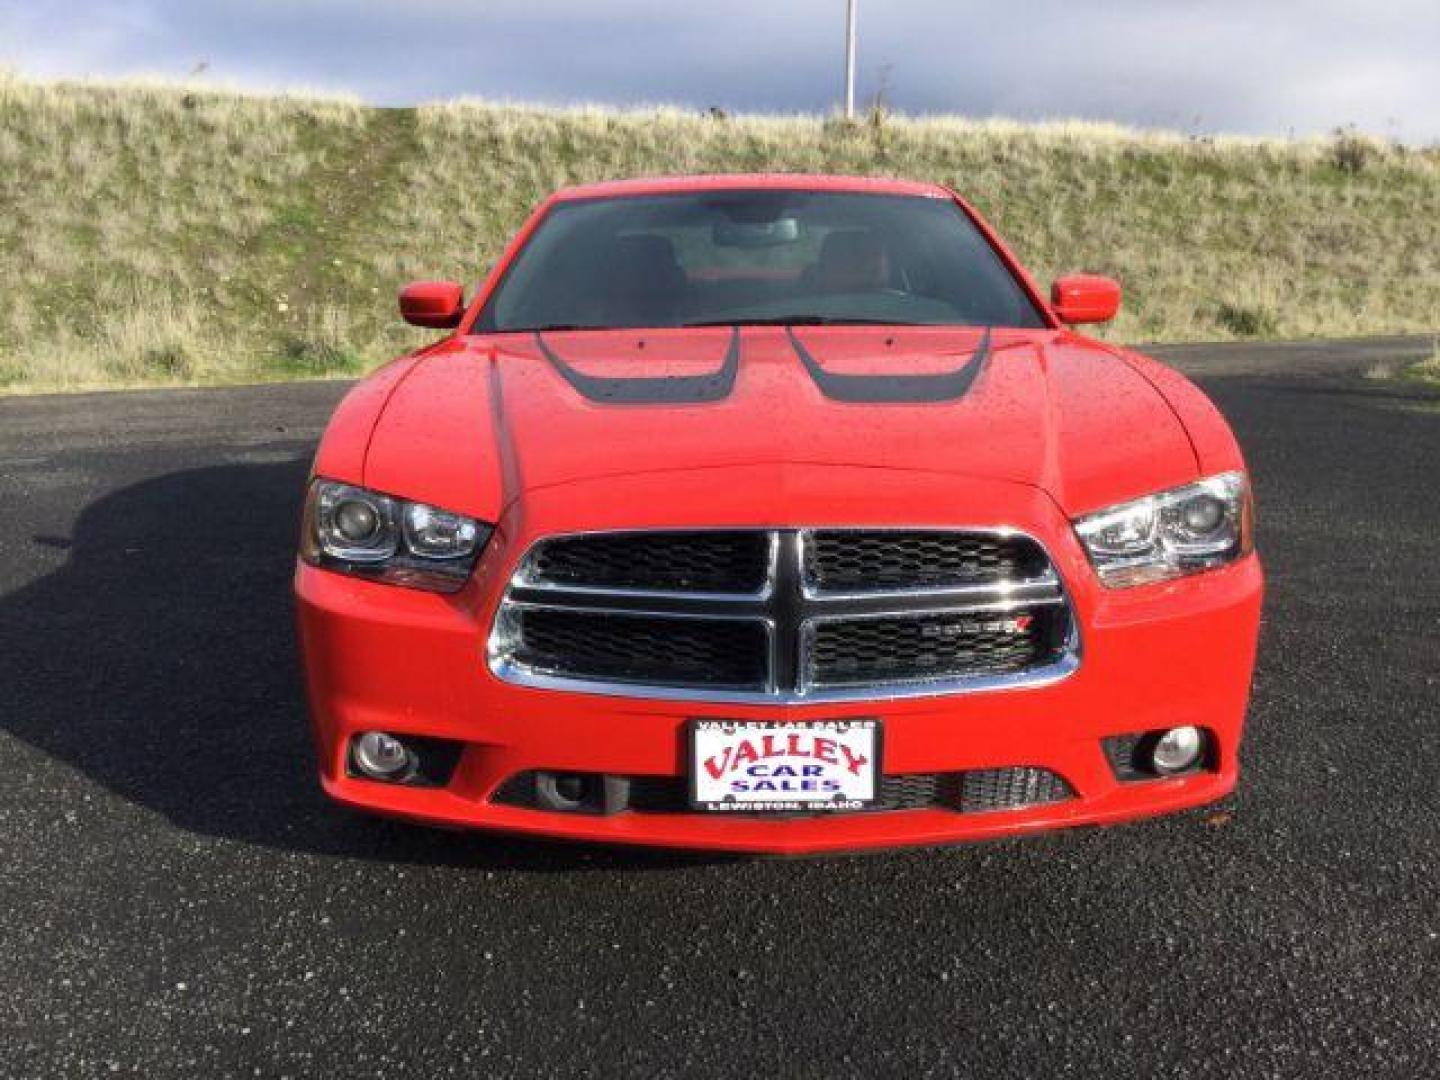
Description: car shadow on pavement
0,458,732,873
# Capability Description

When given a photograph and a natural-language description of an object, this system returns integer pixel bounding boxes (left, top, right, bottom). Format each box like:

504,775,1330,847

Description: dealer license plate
690,720,880,812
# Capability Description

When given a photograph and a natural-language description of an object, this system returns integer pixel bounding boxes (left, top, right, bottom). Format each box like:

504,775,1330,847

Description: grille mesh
511,609,768,689
492,768,1073,815
1101,733,1148,780
807,610,1060,688
527,531,769,593
805,530,1049,592
959,767,1074,812
629,773,946,815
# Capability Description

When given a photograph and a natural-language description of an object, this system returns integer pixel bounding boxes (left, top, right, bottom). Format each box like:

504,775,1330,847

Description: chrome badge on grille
919,615,1034,639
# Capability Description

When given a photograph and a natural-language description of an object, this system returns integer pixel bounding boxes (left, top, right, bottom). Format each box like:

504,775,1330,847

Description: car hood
361,326,1203,523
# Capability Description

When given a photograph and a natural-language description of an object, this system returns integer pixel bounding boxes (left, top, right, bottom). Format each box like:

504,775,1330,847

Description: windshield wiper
514,318,926,332
506,321,653,334
681,316,922,327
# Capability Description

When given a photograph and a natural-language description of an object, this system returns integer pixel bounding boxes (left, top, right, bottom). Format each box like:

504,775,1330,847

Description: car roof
551,173,951,201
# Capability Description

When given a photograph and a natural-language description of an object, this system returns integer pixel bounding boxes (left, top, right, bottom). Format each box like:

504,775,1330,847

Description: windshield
473,190,1048,332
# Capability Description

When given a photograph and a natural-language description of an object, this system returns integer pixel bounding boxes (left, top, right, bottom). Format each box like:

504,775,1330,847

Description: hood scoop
534,324,990,407
787,326,990,404
535,327,740,405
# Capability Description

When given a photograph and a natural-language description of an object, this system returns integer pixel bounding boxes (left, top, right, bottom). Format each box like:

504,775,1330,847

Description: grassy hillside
2,74,1438,392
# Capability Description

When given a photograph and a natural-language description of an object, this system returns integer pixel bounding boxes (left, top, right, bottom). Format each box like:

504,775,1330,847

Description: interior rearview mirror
713,218,802,248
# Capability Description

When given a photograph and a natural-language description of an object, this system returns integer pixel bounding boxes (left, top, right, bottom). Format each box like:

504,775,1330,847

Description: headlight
1074,471,1252,588
301,479,492,592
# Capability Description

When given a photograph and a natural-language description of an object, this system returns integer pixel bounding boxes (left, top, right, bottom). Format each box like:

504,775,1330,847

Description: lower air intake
958,767,1074,813
492,767,1073,816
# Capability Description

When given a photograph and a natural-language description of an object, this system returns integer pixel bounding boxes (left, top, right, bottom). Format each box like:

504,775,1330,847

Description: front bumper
296,483,1263,854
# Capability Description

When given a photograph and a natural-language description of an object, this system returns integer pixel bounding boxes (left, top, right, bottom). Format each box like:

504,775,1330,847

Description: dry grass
2,74,1438,392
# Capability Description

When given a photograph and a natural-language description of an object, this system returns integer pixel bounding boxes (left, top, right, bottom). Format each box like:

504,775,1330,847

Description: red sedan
295,174,1263,854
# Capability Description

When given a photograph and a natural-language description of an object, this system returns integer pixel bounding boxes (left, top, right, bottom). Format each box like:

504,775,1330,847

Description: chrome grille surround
487,528,1081,703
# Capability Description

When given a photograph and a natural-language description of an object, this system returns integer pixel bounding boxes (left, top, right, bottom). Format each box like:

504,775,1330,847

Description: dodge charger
295,174,1263,854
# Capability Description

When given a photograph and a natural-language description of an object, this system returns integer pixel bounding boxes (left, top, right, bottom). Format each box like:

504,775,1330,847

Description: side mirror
1051,274,1121,324
399,281,465,329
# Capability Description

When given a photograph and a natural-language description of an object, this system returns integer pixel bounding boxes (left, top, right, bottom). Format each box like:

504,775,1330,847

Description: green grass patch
2,74,1438,392
1403,341,1440,384
276,336,370,377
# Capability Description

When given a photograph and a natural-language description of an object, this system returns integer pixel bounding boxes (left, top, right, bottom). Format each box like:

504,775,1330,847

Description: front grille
492,767,1073,816
489,528,1077,701
806,607,1067,688
804,530,1050,593
523,530,770,594
505,608,768,690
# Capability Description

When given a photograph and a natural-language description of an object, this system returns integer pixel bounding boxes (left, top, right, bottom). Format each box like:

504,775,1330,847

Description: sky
2,0,1437,141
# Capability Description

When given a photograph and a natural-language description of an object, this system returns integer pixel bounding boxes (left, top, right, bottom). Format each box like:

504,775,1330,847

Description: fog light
1151,726,1203,774
353,731,411,780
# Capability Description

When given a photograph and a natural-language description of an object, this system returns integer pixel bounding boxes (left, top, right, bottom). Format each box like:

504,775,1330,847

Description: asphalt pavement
1,336,1437,1078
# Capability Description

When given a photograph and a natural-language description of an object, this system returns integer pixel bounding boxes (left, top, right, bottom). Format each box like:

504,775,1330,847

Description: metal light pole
844,0,858,119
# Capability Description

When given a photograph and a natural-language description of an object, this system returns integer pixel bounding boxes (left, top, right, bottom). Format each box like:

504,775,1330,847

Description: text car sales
703,731,868,795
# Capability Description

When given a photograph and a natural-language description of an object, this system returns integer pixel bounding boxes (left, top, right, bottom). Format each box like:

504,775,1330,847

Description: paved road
2,338,1438,1078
